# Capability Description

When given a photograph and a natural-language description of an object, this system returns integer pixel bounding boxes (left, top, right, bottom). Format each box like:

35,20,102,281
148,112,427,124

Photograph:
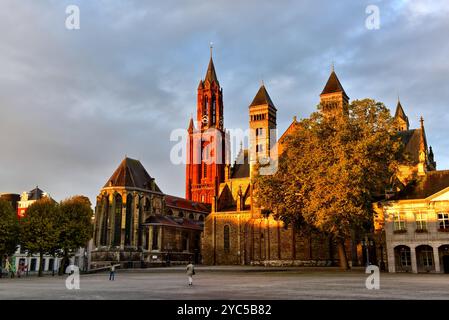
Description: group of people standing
1,256,28,278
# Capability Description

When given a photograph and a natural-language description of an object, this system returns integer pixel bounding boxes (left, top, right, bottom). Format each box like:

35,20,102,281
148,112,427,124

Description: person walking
186,260,195,286
4,258,11,278
109,262,116,281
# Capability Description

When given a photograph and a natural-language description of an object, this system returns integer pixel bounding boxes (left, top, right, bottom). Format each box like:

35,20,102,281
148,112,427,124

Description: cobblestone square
0,267,448,300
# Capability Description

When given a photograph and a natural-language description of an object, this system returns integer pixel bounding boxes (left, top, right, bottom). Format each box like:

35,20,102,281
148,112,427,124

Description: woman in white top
186,261,195,286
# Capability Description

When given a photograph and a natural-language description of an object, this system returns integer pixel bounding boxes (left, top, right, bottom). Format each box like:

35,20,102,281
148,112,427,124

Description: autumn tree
57,195,94,274
256,99,403,269
0,199,20,270
20,198,60,277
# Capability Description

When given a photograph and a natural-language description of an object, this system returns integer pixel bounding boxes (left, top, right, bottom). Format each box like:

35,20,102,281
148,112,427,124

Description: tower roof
28,187,46,201
104,157,161,192
394,100,408,122
321,70,348,98
204,57,219,85
188,116,195,133
249,85,276,110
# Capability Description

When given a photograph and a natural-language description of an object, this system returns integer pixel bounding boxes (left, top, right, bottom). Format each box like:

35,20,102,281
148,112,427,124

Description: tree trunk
337,239,350,270
38,252,44,277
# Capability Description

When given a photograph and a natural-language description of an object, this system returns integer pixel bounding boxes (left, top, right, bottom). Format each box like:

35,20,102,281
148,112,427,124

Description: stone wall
203,210,351,266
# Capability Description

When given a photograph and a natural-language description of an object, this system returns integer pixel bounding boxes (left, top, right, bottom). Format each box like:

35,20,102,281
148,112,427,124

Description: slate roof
28,187,45,200
321,71,349,99
104,157,161,192
249,85,276,110
144,215,203,231
231,149,250,179
165,195,210,213
397,129,423,165
204,57,219,85
396,170,449,200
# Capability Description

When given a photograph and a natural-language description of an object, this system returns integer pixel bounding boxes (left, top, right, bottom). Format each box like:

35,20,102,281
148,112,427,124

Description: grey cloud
0,0,448,203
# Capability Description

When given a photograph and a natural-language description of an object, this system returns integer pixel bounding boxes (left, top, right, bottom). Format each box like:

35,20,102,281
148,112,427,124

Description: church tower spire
196,47,223,131
319,67,349,115
394,98,409,131
186,48,227,203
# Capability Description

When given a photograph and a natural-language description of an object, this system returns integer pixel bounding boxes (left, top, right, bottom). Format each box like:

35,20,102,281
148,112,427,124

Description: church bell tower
186,47,227,204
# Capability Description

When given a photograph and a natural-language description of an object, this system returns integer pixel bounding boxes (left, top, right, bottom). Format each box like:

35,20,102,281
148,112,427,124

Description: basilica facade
186,54,439,268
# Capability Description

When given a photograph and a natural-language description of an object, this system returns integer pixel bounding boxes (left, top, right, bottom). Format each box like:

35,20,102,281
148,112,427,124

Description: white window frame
438,212,449,230
393,212,406,231
415,212,427,231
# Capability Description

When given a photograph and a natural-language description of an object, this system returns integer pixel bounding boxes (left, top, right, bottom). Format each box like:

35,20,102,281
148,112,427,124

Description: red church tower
186,49,228,204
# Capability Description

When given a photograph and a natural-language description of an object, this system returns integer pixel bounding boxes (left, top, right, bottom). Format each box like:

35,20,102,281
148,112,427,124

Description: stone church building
187,54,439,267
91,157,210,269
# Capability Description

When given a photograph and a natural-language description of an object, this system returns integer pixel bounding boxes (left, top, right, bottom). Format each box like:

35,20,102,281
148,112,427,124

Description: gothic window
204,97,208,115
100,197,109,246
199,215,204,222
224,225,230,252
189,213,195,220
179,211,184,218
152,227,159,250
113,194,122,246
203,162,207,178
124,194,133,246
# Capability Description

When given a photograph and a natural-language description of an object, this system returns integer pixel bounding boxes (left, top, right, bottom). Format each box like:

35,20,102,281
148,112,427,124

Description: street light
361,235,374,267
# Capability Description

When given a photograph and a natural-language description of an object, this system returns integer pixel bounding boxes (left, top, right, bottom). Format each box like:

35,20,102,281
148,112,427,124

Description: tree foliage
20,198,60,276
57,195,93,272
0,199,20,261
256,99,404,268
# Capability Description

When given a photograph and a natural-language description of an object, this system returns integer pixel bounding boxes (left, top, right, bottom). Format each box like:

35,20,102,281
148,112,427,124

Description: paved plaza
0,266,448,300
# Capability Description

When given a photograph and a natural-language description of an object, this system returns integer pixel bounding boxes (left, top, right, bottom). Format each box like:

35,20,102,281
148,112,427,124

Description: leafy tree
0,199,20,270
256,99,403,269
57,195,93,274
20,198,60,277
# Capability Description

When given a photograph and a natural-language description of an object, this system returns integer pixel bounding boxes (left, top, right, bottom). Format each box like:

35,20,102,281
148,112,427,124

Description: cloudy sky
0,0,448,203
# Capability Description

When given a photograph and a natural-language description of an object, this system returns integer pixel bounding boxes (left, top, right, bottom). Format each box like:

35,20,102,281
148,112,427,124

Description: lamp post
361,235,374,267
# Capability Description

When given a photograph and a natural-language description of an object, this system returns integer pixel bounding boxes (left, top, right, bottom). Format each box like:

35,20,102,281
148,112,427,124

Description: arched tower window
189,213,195,220
224,225,230,252
212,95,216,125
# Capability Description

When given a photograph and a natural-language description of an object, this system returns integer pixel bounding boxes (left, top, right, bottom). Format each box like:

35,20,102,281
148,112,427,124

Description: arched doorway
439,245,449,274
394,245,411,272
416,245,434,273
